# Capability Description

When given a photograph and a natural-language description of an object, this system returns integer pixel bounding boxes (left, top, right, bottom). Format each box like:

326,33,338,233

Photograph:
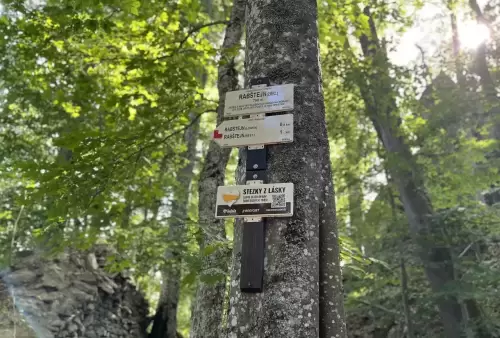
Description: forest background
0,0,499,337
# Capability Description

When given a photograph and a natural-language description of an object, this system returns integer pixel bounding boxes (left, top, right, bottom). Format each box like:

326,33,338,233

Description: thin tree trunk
386,167,415,338
189,0,245,336
355,7,463,338
450,3,495,335
400,257,415,338
448,4,466,89
150,112,200,338
346,137,364,248
468,0,496,98
319,140,347,338
468,0,499,139
347,179,363,239
226,0,346,336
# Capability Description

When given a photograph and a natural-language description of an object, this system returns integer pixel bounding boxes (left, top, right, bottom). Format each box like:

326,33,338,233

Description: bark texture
189,0,246,336
226,0,346,337
1,248,149,338
356,7,463,338
150,113,200,338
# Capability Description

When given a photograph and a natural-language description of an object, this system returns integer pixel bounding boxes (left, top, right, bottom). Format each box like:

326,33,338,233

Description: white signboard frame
213,114,293,147
224,84,294,117
215,183,294,218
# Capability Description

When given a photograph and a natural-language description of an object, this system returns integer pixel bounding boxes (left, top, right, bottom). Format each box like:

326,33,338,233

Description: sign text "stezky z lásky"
215,183,294,218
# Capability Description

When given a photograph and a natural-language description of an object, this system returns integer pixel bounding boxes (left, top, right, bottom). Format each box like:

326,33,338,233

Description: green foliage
0,0,225,253
0,3,230,336
1,0,500,337
319,0,500,336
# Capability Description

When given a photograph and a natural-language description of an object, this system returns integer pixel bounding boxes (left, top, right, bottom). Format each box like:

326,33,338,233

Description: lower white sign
215,183,294,218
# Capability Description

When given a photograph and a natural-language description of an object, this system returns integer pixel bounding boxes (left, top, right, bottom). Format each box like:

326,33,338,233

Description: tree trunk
225,0,346,336
189,0,245,336
468,0,499,139
400,257,415,338
345,137,364,249
451,3,495,335
387,169,415,338
347,178,363,240
448,3,466,90
355,7,463,338
150,112,200,338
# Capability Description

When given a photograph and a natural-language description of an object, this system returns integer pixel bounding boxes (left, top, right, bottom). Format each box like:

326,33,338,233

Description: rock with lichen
1,247,149,338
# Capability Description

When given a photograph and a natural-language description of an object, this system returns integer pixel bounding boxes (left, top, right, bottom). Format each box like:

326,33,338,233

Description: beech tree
190,0,245,336
225,0,347,336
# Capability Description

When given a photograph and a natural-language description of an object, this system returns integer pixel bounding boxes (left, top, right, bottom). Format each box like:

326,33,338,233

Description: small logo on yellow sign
222,189,240,206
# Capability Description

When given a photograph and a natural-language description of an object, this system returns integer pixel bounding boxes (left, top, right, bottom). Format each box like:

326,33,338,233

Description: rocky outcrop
0,278,37,338
1,248,149,338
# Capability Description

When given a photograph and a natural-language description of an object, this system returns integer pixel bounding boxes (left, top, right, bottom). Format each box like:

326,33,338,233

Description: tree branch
155,20,229,62
353,299,400,316
178,20,229,50
468,0,493,31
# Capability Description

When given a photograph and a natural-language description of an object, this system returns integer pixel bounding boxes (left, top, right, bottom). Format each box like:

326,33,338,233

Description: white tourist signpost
224,84,294,117
215,183,294,218
218,80,295,291
212,114,293,147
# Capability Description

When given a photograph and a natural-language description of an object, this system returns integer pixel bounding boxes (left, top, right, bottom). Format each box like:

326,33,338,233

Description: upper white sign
213,114,293,147
224,84,294,117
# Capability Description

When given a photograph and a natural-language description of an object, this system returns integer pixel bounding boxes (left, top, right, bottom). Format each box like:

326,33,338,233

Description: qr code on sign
271,194,286,208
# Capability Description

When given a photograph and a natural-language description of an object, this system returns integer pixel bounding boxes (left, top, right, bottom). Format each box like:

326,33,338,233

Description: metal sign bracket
240,77,270,293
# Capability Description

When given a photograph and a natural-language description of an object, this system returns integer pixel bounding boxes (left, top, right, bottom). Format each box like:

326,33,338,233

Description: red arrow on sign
213,130,223,139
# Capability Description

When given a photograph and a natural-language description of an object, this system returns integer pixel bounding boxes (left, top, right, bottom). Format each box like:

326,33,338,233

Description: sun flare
458,21,490,49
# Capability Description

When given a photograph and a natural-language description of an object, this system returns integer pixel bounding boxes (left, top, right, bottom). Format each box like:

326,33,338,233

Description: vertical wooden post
240,77,270,293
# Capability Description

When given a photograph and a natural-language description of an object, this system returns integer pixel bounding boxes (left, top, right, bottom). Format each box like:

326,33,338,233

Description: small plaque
215,183,294,218
224,84,294,117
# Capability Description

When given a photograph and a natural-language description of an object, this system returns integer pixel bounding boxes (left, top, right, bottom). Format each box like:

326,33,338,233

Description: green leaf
128,107,137,121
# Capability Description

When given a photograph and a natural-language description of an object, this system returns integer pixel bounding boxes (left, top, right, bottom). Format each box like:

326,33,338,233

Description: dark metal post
240,77,270,293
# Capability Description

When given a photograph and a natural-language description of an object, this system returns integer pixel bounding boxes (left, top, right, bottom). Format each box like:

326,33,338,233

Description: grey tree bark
355,7,464,338
189,0,246,337
150,112,200,338
225,0,347,337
